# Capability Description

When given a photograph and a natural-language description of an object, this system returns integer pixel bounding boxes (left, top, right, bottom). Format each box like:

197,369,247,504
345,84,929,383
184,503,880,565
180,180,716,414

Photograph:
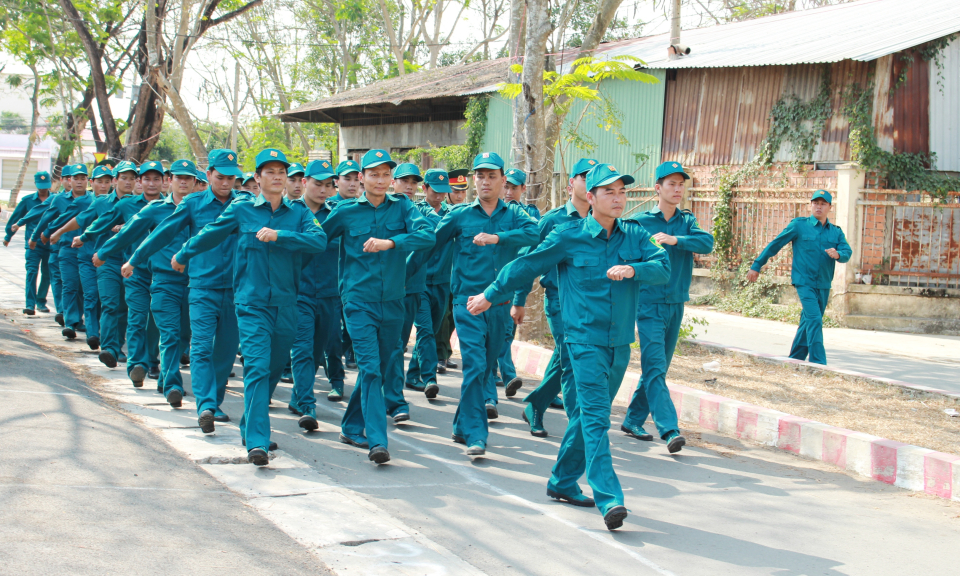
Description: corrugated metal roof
576,0,960,69
929,37,960,171
280,58,509,122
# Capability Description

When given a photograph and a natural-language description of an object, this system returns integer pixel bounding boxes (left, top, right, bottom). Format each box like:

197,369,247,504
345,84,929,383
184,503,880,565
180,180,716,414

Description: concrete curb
450,331,960,503
689,338,960,401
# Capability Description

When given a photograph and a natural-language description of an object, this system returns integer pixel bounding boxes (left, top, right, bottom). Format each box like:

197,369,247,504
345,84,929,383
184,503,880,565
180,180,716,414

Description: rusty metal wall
858,190,960,289
661,59,889,166
891,50,930,156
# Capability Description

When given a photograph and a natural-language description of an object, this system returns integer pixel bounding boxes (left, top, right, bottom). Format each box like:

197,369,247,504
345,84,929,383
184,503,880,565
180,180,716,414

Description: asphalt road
1,230,957,575
0,314,331,575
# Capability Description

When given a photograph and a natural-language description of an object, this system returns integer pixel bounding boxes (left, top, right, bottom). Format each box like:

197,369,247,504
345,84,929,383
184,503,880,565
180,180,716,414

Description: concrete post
337,125,348,164
833,163,865,314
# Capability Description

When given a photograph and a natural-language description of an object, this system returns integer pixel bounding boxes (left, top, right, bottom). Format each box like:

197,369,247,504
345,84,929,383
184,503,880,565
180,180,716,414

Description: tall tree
3,64,41,207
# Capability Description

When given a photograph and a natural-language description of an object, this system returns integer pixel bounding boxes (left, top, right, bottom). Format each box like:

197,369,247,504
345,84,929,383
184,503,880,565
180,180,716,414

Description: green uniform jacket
751,215,852,289
175,194,327,306
429,198,539,305
321,192,435,304
484,215,671,347
629,207,714,304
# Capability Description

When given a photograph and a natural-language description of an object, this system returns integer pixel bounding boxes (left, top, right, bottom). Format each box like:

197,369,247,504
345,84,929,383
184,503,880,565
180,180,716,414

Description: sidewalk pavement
0,316,331,575
684,307,960,394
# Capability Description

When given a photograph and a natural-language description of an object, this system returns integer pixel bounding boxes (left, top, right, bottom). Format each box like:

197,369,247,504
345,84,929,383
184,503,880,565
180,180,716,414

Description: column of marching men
5,146,850,531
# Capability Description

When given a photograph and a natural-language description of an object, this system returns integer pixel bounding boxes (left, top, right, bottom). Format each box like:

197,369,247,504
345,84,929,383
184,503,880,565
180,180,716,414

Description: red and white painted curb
450,331,960,503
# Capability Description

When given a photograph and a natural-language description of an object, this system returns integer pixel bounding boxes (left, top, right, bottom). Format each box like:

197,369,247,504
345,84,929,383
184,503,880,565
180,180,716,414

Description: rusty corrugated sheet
694,68,742,165
661,70,703,165
819,59,873,162
732,67,784,163
891,50,930,156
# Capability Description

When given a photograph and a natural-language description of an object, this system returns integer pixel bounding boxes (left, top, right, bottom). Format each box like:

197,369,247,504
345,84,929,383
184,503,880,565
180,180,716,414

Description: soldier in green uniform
4,171,53,315
748,189,851,365
428,153,538,455
621,162,714,452
322,149,434,464
469,163,670,530
404,169,453,397
171,148,327,465
520,158,598,436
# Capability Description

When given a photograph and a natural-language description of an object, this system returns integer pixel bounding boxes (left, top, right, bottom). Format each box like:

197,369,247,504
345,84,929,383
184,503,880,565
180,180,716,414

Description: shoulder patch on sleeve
650,236,664,249
313,218,322,228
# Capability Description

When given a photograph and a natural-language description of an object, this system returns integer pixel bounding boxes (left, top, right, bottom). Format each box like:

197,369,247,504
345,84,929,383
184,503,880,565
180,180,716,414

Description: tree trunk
156,73,208,161
125,73,166,162
521,0,552,207
58,0,122,159
508,0,526,166
542,0,625,202
378,0,406,76
8,63,41,208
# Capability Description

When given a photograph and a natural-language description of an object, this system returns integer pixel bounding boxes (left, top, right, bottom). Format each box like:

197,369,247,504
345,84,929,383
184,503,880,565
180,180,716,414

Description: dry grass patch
628,344,960,456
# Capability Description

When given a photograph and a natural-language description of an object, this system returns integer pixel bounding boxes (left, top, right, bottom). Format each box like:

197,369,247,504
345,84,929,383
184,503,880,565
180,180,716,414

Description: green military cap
585,163,635,190
139,160,165,176
423,169,451,193
305,159,336,181
811,189,832,204
361,149,396,170
195,169,208,183
255,148,290,169
287,162,306,177
241,171,256,184
34,171,52,189
114,160,138,176
393,163,423,181
60,164,74,177
170,159,198,176
569,158,599,178
505,168,526,186
336,159,360,176
91,165,113,179
654,161,690,181
207,149,243,177
72,163,90,177
472,151,504,171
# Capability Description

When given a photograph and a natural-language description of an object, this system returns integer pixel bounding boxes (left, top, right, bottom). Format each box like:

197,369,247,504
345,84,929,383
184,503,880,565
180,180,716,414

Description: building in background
283,0,960,190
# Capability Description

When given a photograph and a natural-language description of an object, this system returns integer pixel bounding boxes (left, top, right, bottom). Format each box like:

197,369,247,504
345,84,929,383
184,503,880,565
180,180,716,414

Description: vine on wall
843,83,960,199
760,66,833,167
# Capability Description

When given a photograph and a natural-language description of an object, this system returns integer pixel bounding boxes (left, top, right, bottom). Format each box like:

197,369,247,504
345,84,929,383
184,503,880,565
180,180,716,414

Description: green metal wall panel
480,94,515,161
555,71,666,187
480,71,666,187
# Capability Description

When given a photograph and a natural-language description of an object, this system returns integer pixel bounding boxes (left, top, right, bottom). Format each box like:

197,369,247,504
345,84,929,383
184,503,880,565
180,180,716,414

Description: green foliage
693,257,841,327
760,66,832,167
400,145,471,171
843,83,960,198
676,316,709,354
148,125,193,163
500,56,659,164
463,95,489,159
893,34,959,94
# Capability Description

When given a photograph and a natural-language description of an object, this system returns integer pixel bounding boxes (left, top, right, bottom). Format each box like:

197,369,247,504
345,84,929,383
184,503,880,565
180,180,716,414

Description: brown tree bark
57,0,122,159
